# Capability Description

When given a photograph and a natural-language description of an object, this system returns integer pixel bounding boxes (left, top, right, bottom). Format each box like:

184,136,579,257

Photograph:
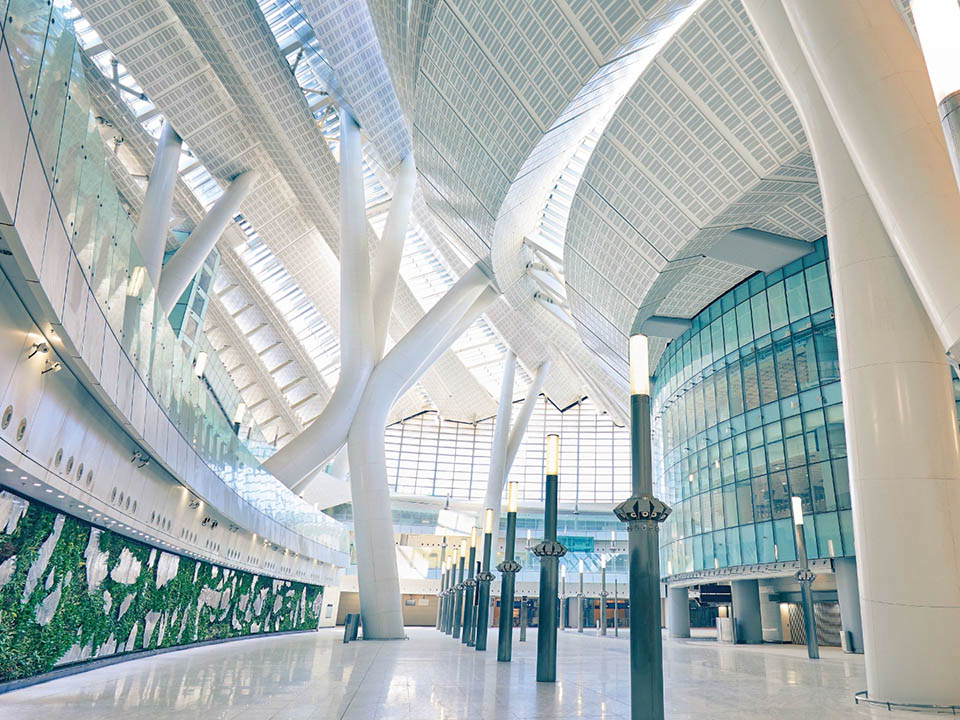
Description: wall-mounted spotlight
41,360,62,374
28,342,49,358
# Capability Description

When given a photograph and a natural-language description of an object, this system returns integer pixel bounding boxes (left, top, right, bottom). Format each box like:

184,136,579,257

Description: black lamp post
614,333,671,720
497,481,522,661
475,508,495,651
535,434,566,683
792,496,820,659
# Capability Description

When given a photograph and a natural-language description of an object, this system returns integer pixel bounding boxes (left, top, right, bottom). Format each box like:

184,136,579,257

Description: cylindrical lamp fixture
484,507,494,535
791,496,804,526
508,481,519,512
546,433,560,475
629,333,650,396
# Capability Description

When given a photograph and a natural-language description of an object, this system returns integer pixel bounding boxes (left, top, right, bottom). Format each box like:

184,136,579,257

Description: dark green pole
437,539,447,631
444,560,455,634
614,370,671,719
519,595,528,642
535,434,566,683
453,550,465,639
440,566,449,633
614,578,619,637
469,560,480,645
497,497,521,661
793,499,820,660
475,520,494,651
600,561,608,636
462,537,477,645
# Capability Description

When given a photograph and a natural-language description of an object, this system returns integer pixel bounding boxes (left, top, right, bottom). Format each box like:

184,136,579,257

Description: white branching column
262,113,378,484
261,110,500,639
481,356,551,541
157,170,259,312
349,264,496,638
134,120,181,288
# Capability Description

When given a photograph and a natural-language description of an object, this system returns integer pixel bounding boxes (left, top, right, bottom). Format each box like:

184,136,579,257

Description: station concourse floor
0,626,919,719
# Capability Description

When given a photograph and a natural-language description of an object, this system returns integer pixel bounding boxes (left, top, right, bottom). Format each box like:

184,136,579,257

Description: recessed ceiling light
32,482,41,487
19,476,26,480
4,468,13,473
57,494,64,499
78,504,84,508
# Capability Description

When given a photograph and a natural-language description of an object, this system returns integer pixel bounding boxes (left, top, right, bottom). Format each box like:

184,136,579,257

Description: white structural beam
348,263,495,639
783,0,960,359
262,112,376,487
157,170,259,311
395,286,499,401
479,351,516,536
372,154,417,360
505,358,551,471
134,120,181,288
744,0,960,706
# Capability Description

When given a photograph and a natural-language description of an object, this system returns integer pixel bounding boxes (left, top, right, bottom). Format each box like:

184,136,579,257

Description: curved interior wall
0,488,324,684
0,260,332,583
653,239,854,577
0,1,347,567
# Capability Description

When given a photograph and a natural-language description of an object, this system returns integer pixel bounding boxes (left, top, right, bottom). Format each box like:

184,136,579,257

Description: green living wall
0,490,323,682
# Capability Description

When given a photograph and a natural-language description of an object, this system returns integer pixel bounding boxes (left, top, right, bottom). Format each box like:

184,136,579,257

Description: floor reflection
0,627,920,719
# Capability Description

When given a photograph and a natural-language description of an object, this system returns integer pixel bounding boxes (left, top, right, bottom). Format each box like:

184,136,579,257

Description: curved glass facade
653,239,855,578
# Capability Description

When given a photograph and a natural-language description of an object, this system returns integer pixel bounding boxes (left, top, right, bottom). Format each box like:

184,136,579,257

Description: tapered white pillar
480,351,515,538
782,0,960,359
263,112,376,487
744,0,960,704
348,263,495,639
157,170,259,311
505,359,551,470
135,121,181,288
372,154,416,360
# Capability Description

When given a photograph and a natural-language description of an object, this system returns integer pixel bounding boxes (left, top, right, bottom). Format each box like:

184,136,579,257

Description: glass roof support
263,111,377,488
372,154,417,360
157,170,260,311
348,262,496,639
479,351,516,537
134,120,181,289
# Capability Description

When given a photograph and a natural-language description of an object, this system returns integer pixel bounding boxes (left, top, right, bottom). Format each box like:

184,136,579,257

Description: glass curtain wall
384,397,632,505
652,239,854,577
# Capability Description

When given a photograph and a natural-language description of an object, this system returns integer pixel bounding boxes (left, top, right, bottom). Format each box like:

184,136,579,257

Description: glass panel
785,272,809,321
767,283,788,329
31,7,74,177
5,0,53,109
805,262,832,314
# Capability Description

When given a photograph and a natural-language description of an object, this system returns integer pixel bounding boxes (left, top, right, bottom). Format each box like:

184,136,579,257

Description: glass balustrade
1,0,347,553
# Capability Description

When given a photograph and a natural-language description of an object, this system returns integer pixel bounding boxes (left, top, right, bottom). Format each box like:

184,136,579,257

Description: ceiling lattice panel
564,0,827,382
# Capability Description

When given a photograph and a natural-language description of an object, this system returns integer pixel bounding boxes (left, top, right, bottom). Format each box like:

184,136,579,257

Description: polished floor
0,626,920,719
